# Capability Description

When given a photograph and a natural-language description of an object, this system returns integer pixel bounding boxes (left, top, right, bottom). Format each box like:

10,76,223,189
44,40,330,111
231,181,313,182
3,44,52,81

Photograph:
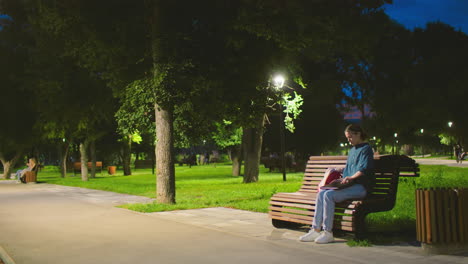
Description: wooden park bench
24,164,40,183
73,161,103,176
269,155,419,238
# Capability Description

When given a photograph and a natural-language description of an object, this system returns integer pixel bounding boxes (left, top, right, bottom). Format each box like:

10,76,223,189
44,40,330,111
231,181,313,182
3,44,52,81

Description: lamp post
448,121,454,158
393,133,398,155
273,75,286,181
420,129,424,157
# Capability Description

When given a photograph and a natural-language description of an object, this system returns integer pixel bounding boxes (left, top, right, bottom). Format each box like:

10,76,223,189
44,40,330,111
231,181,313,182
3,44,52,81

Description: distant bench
269,155,419,238
73,161,103,176
24,165,40,183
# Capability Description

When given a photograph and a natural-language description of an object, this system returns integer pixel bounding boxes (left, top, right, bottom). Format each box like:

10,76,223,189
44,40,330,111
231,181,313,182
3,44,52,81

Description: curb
0,246,15,264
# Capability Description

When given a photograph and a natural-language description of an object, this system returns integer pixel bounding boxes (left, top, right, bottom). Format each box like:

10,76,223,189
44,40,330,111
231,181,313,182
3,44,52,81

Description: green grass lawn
37,164,304,212
35,163,468,238
365,165,468,241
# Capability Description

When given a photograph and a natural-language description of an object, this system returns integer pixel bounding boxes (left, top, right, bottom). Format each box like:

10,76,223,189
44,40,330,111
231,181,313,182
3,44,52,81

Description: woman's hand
341,177,353,184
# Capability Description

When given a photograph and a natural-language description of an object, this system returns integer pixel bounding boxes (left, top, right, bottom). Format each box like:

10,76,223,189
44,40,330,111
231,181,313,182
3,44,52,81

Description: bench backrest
300,155,419,203
300,156,347,193
32,164,40,174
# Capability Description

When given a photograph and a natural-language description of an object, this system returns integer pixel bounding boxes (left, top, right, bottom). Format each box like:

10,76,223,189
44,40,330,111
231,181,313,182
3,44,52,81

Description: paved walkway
413,158,468,167
0,182,467,264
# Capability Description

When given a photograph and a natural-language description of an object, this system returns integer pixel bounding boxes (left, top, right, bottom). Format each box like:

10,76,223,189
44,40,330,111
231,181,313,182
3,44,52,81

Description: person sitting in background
16,157,37,183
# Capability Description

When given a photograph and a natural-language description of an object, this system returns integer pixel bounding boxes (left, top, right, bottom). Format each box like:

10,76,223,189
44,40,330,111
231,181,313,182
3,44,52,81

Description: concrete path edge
0,245,16,264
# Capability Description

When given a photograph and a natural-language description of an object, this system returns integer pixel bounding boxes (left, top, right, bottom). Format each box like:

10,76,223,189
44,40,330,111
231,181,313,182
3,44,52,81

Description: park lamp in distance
448,121,453,128
273,75,285,90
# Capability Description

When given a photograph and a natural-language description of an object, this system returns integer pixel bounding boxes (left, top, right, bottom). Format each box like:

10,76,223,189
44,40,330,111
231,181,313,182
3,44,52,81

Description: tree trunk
155,103,175,204
1,161,13,180
79,140,89,181
242,114,265,183
359,105,366,124
0,151,22,179
90,140,96,178
59,141,70,178
122,135,132,176
230,144,242,176
151,2,175,204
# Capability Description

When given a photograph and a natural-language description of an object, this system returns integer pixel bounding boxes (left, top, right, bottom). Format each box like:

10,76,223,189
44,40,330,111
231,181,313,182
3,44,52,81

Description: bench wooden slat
272,192,316,199
307,161,347,165
306,168,337,173
299,187,319,192
270,200,315,210
269,211,313,221
307,164,343,169
24,171,37,183
270,214,313,225
302,175,325,180
309,156,348,160
297,189,319,194
269,206,314,215
271,196,316,204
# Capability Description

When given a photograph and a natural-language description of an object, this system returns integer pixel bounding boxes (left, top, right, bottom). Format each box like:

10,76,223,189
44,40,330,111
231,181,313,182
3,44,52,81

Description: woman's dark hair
345,124,368,140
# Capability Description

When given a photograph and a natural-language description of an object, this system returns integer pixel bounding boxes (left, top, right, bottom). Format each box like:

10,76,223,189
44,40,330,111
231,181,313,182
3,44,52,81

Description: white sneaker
299,230,321,242
314,231,334,244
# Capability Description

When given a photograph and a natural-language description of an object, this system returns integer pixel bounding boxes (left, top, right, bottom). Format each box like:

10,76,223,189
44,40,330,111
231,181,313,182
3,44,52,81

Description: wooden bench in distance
73,161,103,176
269,155,419,238
24,165,40,183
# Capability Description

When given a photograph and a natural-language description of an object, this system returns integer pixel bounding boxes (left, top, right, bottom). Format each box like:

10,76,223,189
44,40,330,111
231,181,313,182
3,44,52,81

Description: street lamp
273,75,287,181
370,136,377,154
448,121,455,158
420,129,424,157
393,133,398,155
273,75,285,90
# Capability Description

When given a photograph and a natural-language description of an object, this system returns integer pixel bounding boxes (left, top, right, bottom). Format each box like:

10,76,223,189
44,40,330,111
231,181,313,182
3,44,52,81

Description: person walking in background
299,124,374,244
457,144,466,163
204,152,210,165
454,143,462,163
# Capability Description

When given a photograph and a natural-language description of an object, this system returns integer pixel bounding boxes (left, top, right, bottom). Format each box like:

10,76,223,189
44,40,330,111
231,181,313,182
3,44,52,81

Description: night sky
2,2,468,33
384,0,468,33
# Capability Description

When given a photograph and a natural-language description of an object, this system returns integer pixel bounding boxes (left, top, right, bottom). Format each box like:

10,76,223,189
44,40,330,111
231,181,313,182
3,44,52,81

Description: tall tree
0,3,39,178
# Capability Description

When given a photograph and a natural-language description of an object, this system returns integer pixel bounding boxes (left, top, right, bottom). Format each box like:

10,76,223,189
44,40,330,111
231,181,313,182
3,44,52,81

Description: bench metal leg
353,211,369,240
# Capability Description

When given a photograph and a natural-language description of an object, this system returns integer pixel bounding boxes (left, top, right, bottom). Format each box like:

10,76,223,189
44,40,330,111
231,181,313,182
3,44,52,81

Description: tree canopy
1,0,467,200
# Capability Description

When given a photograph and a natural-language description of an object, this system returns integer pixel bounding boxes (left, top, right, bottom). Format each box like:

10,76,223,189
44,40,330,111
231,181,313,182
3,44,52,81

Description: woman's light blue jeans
312,184,367,232
16,170,23,180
